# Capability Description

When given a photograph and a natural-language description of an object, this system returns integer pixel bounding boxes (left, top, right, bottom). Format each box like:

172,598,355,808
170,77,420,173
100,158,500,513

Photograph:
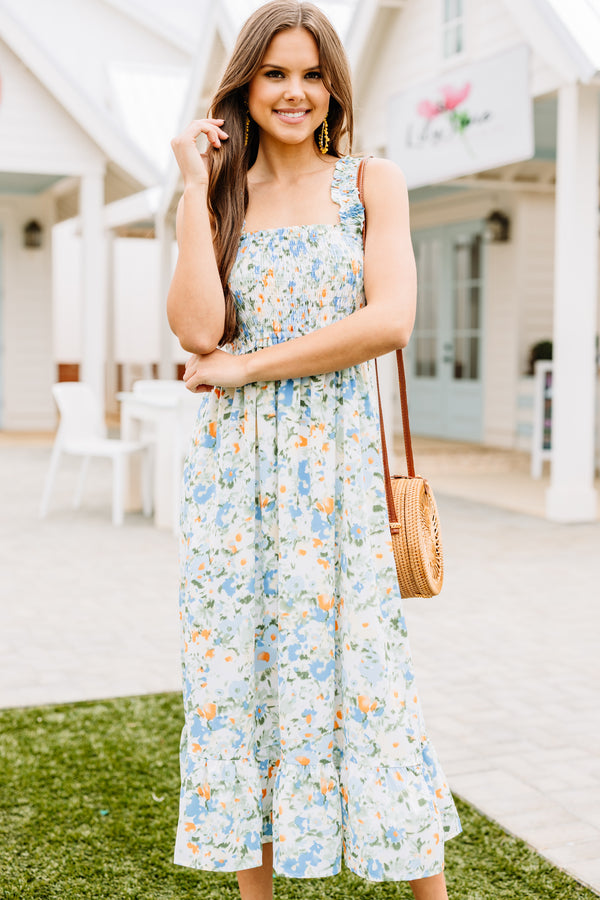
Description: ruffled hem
173,739,461,881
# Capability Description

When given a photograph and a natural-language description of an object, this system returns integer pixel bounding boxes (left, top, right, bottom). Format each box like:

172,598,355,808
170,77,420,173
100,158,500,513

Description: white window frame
441,0,466,62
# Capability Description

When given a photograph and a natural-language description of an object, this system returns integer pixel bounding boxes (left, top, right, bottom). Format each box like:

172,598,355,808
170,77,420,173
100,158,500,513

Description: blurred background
0,0,598,523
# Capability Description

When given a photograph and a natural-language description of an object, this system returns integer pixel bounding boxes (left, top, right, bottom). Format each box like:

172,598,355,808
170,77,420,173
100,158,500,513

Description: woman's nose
282,78,305,100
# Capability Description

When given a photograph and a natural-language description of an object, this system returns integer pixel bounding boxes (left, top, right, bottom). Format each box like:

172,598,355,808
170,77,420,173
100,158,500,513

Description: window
452,234,482,381
442,0,464,59
413,239,440,378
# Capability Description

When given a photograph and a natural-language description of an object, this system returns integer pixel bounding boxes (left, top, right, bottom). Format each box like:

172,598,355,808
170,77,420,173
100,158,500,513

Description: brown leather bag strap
357,156,416,486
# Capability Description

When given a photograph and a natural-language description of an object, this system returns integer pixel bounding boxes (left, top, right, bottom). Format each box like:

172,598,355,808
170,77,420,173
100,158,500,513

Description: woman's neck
250,136,335,184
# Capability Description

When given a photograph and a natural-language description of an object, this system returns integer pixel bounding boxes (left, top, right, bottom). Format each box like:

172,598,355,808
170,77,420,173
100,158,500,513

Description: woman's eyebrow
258,63,321,71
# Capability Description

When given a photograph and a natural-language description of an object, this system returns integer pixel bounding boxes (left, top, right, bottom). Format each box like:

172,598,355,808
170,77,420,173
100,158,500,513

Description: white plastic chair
40,382,152,526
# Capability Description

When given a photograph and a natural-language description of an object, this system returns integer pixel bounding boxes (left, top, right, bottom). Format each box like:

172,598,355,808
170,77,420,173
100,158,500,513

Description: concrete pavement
1,436,599,894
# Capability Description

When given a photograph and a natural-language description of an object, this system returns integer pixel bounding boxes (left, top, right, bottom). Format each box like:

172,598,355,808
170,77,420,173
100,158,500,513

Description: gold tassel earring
244,114,250,147
319,116,329,154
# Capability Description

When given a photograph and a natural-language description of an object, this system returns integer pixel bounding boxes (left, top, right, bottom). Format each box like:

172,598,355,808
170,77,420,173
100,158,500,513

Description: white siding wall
0,39,104,176
483,234,520,447
0,197,56,430
519,201,600,373
515,193,555,375
469,0,522,52
514,198,600,373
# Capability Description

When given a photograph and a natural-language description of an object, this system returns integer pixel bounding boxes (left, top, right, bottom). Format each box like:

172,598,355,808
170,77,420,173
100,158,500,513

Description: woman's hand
170,118,229,187
183,349,250,392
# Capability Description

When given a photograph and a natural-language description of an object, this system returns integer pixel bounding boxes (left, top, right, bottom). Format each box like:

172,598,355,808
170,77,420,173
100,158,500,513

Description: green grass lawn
0,692,595,900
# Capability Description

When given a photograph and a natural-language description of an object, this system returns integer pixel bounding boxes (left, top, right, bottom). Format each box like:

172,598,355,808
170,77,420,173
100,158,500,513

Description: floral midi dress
174,155,462,882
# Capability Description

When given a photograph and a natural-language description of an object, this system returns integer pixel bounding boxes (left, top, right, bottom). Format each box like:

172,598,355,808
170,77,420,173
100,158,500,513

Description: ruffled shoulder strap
330,155,365,236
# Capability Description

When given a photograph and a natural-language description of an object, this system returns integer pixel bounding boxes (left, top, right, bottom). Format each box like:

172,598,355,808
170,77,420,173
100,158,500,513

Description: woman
167,2,462,898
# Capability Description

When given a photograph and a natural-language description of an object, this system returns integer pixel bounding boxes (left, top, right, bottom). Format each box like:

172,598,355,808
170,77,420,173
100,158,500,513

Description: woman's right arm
166,119,229,355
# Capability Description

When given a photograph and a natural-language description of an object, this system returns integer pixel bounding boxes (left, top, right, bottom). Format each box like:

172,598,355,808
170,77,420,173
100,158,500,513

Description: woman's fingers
188,119,229,142
207,127,229,148
171,119,229,154
184,380,211,393
183,365,211,392
205,128,223,148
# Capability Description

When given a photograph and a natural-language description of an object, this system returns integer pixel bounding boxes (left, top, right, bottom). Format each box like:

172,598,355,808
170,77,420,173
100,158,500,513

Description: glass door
408,222,484,441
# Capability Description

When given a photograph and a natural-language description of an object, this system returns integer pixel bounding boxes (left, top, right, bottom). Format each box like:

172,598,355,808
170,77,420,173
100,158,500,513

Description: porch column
156,213,177,380
105,230,118,416
80,170,107,409
546,83,599,523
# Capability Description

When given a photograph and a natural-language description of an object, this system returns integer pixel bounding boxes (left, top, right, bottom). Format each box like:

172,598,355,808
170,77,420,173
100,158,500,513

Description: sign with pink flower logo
388,44,533,188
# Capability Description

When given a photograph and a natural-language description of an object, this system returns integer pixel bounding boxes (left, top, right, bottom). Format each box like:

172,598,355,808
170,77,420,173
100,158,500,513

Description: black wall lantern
484,210,510,243
23,219,43,249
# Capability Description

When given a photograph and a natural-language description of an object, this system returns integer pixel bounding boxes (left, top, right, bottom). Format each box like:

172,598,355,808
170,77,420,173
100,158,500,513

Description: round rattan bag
389,474,444,598
358,157,444,600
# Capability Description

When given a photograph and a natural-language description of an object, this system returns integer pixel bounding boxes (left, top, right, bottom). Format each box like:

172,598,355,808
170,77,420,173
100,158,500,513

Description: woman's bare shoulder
361,156,407,197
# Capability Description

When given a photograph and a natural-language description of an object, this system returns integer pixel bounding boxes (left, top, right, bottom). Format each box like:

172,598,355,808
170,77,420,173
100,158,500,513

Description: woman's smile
274,108,311,122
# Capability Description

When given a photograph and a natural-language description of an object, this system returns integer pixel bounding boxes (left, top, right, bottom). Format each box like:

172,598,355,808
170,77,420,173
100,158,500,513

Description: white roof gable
0,4,159,185
0,36,104,176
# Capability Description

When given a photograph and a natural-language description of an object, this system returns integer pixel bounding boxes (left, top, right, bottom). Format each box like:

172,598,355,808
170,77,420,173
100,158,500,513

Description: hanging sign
388,44,533,188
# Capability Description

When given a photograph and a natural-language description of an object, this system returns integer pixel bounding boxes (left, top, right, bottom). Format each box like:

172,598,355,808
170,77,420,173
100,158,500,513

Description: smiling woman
166,3,461,899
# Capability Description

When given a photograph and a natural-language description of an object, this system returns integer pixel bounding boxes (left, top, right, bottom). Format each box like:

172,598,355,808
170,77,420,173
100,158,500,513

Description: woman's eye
263,70,321,79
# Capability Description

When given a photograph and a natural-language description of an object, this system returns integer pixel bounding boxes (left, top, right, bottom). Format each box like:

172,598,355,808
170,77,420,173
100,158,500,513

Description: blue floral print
174,156,461,881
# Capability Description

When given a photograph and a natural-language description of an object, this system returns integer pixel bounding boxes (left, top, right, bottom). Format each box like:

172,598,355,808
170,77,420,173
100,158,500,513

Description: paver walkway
1,439,599,894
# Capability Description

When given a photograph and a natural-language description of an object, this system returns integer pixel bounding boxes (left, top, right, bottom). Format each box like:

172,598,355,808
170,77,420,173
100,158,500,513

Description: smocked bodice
226,156,365,353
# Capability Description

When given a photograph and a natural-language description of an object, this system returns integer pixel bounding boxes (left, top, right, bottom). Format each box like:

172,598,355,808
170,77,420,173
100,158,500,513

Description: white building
346,0,600,522
0,0,193,427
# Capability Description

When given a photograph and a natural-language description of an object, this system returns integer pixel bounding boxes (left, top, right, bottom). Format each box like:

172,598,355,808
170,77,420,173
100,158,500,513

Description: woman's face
247,27,331,149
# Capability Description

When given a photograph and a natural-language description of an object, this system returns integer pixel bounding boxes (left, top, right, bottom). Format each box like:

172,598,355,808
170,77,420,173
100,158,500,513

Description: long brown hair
206,0,354,344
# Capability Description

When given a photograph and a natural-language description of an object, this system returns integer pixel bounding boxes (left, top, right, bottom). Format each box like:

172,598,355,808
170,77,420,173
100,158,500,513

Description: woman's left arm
183,158,416,390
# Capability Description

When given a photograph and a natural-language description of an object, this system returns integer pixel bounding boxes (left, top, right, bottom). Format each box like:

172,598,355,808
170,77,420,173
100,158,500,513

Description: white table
117,388,199,530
